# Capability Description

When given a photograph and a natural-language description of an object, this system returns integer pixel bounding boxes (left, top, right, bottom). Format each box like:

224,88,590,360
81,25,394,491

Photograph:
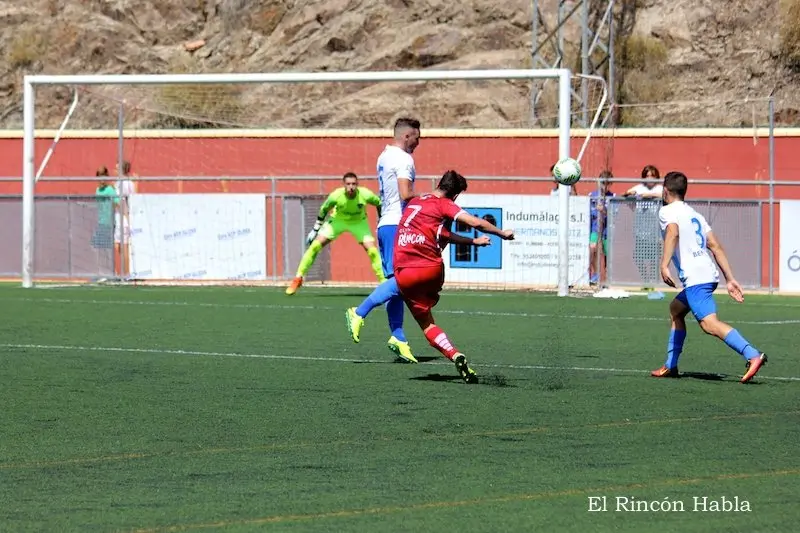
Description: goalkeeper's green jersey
319,187,381,223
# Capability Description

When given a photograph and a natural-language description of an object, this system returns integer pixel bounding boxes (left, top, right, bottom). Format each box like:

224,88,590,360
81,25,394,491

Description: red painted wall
1,134,797,286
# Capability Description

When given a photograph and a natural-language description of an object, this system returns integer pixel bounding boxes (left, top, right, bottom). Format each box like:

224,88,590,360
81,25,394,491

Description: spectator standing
624,165,663,292
589,170,615,285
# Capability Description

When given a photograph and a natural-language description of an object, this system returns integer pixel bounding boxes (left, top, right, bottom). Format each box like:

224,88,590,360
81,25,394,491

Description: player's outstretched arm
706,231,744,302
458,212,514,240
660,223,679,287
444,232,491,247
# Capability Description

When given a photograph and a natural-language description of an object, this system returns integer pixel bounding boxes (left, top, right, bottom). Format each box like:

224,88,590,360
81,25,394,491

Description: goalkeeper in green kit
286,172,385,295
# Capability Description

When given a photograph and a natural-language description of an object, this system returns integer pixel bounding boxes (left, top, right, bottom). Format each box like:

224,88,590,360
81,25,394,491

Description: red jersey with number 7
393,194,467,269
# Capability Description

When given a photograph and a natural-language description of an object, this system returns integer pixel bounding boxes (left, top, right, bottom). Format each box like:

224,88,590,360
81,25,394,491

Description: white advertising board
443,194,591,287
780,199,800,292
128,194,267,281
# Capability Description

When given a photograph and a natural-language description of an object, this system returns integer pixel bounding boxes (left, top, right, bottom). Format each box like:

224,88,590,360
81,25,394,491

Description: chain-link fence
0,195,114,280
0,185,777,290
606,198,762,289
282,195,330,282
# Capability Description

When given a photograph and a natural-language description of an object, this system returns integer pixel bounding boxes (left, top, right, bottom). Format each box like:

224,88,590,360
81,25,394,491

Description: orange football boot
741,354,767,384
285,277,303,295
650,365,679,378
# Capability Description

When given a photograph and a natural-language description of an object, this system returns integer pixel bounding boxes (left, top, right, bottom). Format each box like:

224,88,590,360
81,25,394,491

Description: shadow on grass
680,371,727,381
350,356,439,364
407,356,439,363
410,373,515,387
680,371,768,385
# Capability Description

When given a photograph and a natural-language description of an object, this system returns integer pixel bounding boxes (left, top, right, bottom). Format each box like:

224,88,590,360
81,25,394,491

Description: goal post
21,68,579,292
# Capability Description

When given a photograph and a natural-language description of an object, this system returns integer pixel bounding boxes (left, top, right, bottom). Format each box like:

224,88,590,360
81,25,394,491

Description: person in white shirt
114,160,137,278
346,118,421,363
651,171,766,383
624,164,663,288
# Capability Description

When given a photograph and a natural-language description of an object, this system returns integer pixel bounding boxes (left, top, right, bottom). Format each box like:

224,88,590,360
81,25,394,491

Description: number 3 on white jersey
377,164,385,198
403,205,422,227
691,217,706,247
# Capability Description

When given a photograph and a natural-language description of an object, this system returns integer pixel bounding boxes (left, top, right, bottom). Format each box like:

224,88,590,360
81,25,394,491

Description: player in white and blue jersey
652,171,767,383
345,118,421,363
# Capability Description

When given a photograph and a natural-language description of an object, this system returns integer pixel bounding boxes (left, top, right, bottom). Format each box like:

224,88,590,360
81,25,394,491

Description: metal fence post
271,176,278,281
117,101,125,280
768,94,776,293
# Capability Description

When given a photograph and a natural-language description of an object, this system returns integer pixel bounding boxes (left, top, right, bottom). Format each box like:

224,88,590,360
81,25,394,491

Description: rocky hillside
0,0,797,130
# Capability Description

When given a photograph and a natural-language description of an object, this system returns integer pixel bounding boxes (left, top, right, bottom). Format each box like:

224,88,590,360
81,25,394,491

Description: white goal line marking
2,343,798,382
6,297,800,325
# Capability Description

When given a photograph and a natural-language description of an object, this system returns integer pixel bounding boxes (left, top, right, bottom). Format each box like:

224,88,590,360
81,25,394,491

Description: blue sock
665,329,686,368
723,329,761,361
386,295,406,342
355,278,400,318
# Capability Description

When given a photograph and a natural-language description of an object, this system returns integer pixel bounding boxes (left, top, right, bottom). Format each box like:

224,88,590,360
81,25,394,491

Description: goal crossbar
21,68,574,294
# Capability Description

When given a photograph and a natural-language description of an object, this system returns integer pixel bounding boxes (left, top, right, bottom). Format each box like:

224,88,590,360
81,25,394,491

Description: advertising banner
780,200,800,292
443,194,591,287
129,194,267,281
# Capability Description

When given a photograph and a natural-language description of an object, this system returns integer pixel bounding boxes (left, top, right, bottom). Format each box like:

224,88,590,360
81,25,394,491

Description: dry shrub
779,0,800,71
618,34,671,125
6,30,47,69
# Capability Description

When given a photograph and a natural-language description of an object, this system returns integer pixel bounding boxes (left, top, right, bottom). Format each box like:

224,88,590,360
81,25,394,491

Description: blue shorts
676,282,718,321
377,225,397,278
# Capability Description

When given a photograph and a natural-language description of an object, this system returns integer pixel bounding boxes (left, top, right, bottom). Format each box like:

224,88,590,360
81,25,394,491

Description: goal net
18,69,609,294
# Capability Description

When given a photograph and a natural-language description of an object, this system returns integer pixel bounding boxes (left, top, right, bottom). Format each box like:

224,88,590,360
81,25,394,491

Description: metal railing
3,177,796,291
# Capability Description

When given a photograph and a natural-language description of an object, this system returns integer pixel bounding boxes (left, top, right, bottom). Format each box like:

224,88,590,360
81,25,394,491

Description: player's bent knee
669,299,689,318
698,315,721,336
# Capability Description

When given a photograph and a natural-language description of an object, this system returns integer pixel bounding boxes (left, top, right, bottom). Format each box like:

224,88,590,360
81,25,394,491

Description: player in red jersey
394,170,515,383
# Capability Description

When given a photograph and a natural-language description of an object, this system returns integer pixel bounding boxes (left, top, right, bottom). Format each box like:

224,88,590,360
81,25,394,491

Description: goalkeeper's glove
306,219,323,245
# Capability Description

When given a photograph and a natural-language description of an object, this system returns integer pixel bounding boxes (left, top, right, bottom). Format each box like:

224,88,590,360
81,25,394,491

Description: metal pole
67,196,73,279
557,69,572,297
117,101,125,280
757,199,763,290
607,199,615,285
557,1,565,68
283,196,290,278
581,0,590,127
28,68,585,86
271,176,278,281
608,2,616,127
531,0,538,125
532,0,538,62
21,79,35,288
768,94,775,293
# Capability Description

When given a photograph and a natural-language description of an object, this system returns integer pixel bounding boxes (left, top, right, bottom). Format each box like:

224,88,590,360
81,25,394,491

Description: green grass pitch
1,285,798,532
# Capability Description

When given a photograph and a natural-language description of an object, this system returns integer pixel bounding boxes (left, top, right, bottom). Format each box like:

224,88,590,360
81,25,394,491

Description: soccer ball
552,157,582,186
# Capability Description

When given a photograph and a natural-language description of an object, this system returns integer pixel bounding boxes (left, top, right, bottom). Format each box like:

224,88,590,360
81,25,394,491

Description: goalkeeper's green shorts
318,217,375,244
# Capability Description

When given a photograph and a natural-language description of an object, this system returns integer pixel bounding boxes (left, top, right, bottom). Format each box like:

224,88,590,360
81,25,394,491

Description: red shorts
395,264,445,318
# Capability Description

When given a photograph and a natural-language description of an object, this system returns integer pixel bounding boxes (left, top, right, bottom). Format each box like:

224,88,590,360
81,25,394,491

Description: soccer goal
18,68,608,295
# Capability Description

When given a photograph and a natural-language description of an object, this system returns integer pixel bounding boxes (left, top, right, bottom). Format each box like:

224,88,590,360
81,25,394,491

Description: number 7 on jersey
403,205,422,227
